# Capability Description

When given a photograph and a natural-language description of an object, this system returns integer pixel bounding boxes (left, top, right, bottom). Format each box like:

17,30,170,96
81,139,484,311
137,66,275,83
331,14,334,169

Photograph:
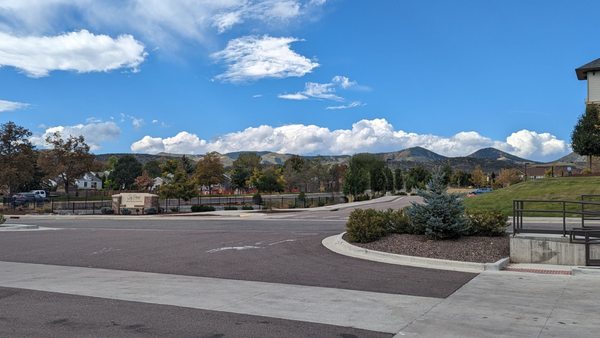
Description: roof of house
576,58,600,80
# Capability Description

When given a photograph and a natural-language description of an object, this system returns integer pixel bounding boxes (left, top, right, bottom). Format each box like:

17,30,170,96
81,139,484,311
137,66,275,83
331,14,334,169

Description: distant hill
379,147,447,163
467,148,533,163
553,152,586,164
95,146,543,173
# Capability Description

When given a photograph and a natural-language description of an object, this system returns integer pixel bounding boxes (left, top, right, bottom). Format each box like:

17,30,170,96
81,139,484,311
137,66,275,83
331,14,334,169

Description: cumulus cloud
212,35,319,82
130,118,570,161
32,121,121,151
0,99,29,112
279,75,362,102
0,30,146,77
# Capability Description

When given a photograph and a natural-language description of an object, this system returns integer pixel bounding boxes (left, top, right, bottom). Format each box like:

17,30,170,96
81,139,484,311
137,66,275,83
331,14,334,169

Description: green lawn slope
463,177,600,216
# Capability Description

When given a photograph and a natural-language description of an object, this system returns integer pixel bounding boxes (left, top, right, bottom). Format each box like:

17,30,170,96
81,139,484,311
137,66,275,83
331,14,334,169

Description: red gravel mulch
347,233,509,263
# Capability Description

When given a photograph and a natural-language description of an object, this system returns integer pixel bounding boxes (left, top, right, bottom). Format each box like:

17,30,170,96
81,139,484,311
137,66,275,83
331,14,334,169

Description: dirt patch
346,233,509,263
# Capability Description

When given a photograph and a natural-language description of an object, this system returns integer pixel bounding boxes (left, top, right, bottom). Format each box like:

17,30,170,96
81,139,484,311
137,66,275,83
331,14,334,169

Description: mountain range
95,146,581,173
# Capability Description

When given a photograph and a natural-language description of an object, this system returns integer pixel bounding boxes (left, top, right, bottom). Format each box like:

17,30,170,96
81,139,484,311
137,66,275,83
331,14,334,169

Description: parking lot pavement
0,287,393,338
0,218,475,297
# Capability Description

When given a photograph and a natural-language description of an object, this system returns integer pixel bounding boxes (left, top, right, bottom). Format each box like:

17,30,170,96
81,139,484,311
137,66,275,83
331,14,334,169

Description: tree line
1,120,523,201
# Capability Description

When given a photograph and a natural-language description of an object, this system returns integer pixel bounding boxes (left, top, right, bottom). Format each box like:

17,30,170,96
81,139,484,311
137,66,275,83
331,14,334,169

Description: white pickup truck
30,190,48,200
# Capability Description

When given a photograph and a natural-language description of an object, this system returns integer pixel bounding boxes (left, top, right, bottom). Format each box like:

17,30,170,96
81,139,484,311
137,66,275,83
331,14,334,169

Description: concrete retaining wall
510,234,600,266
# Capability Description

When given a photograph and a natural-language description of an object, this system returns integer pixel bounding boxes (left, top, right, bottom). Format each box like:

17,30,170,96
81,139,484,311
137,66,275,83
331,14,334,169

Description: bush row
191,205,216,212
346,208,507,243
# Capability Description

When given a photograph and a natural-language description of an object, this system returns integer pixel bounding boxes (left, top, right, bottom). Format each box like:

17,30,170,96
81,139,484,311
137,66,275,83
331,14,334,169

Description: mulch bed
346,233,509,263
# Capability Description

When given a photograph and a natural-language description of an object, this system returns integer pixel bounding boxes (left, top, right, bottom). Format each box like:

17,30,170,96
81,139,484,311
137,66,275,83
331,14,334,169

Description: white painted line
0,261,441,333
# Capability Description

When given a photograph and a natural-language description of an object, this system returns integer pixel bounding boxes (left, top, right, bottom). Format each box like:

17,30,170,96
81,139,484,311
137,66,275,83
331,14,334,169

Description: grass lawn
463,176,600,216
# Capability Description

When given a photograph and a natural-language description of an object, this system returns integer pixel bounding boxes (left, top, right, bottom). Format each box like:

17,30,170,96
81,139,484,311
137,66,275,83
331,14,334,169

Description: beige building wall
588,71,600,104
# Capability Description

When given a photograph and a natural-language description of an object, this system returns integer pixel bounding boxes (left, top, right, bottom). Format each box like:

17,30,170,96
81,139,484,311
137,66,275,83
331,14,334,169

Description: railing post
581,195,585,228
585,232,590,266
513,200,516,236
563,201,566,237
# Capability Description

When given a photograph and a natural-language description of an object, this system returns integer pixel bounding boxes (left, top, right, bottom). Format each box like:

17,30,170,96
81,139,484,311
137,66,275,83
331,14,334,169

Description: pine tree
406,168,469,240
394,168,404,191
572,104,600,171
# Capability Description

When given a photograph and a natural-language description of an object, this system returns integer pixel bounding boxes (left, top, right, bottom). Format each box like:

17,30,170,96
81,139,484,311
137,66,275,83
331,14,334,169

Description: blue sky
0,0,598,161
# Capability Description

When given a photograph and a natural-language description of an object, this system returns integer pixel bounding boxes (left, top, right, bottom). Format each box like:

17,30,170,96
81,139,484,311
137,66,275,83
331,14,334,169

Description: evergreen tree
406,168,469,240
384,167,394,193
393,168,404,191
572,104,600,171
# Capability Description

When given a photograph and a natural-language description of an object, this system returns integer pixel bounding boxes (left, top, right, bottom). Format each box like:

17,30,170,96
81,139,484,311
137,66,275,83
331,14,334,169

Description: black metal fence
2,194,345,215
512,197,600,266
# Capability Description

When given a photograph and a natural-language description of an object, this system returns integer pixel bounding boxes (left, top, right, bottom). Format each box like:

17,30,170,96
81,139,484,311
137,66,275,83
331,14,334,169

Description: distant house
151,177,165,191
75,172,103,190
576,58,600,105
525,164,582,180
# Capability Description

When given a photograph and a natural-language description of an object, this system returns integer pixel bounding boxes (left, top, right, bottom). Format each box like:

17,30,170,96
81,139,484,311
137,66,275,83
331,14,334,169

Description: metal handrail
512,198,600,237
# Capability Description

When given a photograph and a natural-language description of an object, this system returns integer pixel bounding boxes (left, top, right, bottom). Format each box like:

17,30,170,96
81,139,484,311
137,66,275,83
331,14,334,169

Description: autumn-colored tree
38,133,94,194
0,122,37,194
470,165,487,188
195,152,225,194
135,172,154,191
496,168,522,187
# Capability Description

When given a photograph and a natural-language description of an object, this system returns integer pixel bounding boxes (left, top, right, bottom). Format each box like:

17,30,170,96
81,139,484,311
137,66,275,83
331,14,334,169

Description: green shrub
224,206,238,210
145,207,157,215
354,194,371,202
396,191,407,196
170,207,179,212
384,208,412,234
191,205,216,212
241,205,254,210
0,214,5,225
317,200,325,207
346,209,388,243
121,208,132,215
287,202,296,208
465,210,507,236
100,207,114,215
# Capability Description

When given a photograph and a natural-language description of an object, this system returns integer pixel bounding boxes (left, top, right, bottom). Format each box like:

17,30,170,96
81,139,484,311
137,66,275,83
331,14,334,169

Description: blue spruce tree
406,167,469,239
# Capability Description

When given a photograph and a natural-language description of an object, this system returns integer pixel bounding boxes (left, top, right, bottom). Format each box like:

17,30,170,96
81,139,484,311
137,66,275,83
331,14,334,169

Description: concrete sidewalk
0,261,440,334
397,271,600,337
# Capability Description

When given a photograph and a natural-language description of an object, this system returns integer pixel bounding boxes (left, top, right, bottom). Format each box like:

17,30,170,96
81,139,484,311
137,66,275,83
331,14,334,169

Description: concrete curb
572,267,600,276
0,224,38,230
322,232,508,273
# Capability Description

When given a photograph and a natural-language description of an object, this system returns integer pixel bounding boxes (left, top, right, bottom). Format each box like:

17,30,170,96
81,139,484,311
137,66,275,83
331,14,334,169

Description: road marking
206,245,262,253
0,261,440,333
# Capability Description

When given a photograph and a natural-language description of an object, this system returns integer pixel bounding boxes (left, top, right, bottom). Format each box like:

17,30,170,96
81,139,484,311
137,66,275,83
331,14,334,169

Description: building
75,172,103,190
576,58,600,104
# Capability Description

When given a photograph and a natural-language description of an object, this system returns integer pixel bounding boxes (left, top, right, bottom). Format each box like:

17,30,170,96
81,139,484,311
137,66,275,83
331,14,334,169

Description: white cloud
212,35,319,82
326,101,364,110
0,99,29,112
0,29,146,77
278,93,308,100
332,75,356,89
32,121,121,151
130,118,570,161
279,75,362,101
131,131,206,154
0,1,328,47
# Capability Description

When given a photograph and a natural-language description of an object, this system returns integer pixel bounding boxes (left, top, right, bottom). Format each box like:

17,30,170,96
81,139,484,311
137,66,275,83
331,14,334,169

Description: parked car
472,188,493,195
11,192,44,206
30,190,48,201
